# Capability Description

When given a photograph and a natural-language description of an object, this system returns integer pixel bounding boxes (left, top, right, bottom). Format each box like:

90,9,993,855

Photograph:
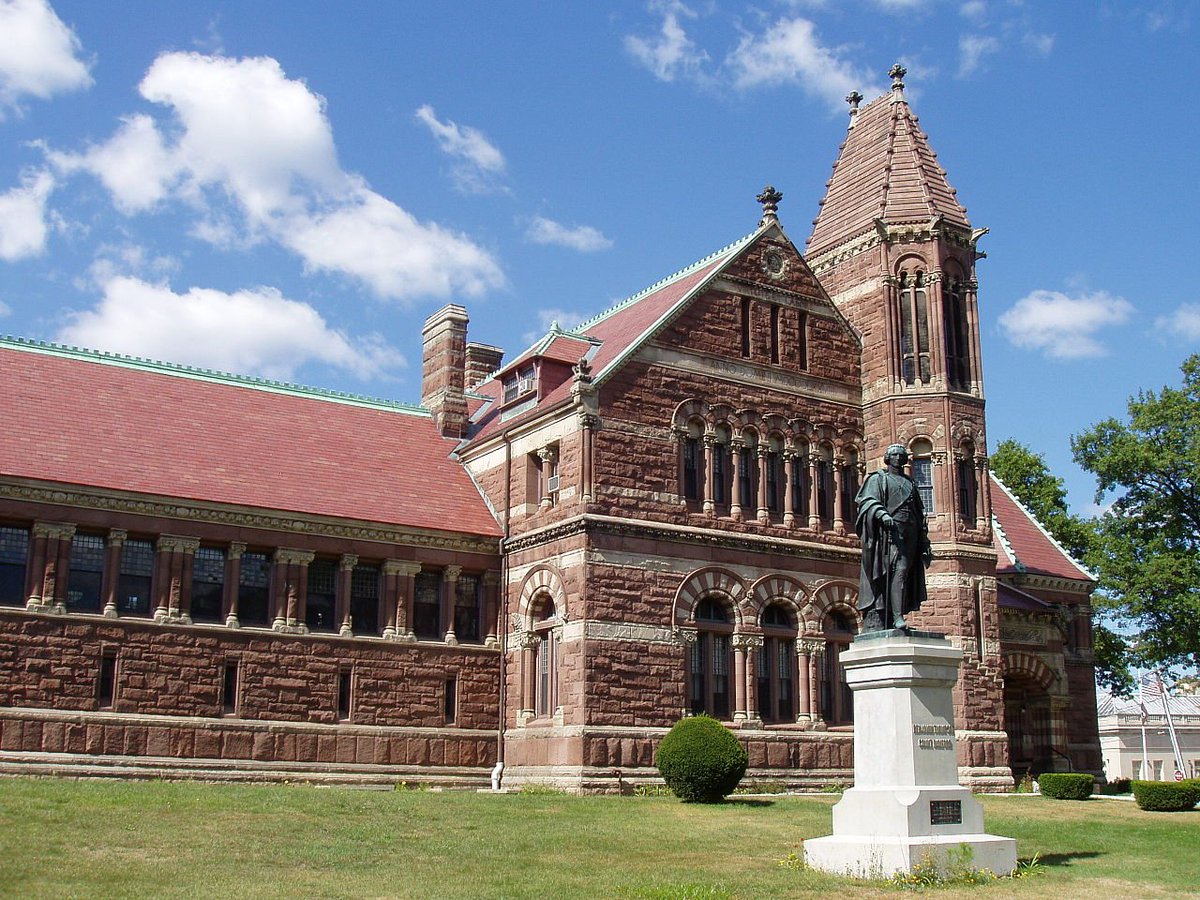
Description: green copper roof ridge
0,334,429,416
573,229,759,334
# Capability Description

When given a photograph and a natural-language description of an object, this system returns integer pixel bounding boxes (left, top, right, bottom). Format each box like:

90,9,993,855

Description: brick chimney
421,304,470,439
465,342,504,390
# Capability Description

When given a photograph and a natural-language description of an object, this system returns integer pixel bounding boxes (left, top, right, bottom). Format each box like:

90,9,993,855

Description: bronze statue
855,443,933,631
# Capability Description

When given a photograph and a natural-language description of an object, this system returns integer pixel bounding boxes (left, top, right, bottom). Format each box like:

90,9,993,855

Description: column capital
384,559,422,577
800,637,825,655
537,446,558,464
33,521,76,540
273,548,315,565
443,564,462,582
227,541,247,559
106,528,128,546
157,534,201,554
670,627,698,647
339,554,359,571
733,633,763,651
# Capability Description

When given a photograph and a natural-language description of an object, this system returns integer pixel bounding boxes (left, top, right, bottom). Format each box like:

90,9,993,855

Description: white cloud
0,168,54,260
0,300,12,317
414,104,506,193
526,216,613,253
50,52,504,302
957,34,1000,77
999,289,1134,359
522,307,588,343
727,17,880,112
1023,32,1055,56
56,275,403,381
0,0,91,116
624,1,709,84
1154,303,1200,342
960,1,988,22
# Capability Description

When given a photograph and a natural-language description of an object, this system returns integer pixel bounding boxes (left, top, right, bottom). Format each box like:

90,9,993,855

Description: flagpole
1157,674,1186,779
1139,677,1149,780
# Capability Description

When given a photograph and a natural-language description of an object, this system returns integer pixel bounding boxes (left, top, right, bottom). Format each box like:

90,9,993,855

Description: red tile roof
990,473,1091,582
0,341,501,537
807,92,970,258
466,230,759,443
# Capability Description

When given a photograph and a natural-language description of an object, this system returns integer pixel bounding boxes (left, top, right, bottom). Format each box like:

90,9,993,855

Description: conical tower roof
807,66,970,259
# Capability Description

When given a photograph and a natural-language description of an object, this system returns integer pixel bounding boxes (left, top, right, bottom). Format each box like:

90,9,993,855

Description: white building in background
1097,692,1200,781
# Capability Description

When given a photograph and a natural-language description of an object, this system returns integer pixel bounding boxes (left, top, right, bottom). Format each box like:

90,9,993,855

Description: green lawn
0,779,1196,898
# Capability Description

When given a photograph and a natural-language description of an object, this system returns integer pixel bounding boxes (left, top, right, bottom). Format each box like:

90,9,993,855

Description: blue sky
0,0,1195,515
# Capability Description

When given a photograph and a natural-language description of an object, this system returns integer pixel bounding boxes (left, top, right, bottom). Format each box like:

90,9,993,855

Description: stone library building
0,70,1102,790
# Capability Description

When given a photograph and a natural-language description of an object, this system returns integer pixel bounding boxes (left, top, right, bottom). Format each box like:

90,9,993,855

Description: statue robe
855,468,930,623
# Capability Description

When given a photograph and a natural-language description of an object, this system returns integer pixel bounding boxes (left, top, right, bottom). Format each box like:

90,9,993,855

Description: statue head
884,443,909,467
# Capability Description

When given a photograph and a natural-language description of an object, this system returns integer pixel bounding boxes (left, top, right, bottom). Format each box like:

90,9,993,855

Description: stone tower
806,66,1009,788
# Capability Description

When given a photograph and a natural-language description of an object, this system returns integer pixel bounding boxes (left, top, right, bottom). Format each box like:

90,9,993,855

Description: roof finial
889,63,907,101
846,90,863,127
757,184,783,227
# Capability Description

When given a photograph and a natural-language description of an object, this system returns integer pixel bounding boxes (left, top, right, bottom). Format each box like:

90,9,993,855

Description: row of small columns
677,433,861,532
23,522,499,644
931,450,993,533
882,272,984,393
677,630,847,727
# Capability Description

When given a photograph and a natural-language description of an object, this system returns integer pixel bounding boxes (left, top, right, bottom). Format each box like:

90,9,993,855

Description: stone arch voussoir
673,567,748,627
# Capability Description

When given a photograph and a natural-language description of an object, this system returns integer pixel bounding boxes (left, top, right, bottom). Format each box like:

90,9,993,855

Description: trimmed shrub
1102,777,1132,795
1132,780,1200,812
1038,773,1094,800
655,715,748,803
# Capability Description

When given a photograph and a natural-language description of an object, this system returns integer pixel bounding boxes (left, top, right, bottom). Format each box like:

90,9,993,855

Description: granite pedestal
803,631,1017,878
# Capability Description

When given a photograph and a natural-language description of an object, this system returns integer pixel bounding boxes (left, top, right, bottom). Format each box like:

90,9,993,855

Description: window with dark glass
413,571,442,639
222,660,239,715
911,450,935,515
445,676,457,724
191,546,225,623
690,598,732,719
97,651,117,708
0,526,29,606
533,596,557,718
351,564,380,635
712,437,729,510
454,573,481,642
790,450,809,520
897,270,931,385
769,304,780,364
306,559,337,633
67,533,105,612
337,668,352,720
738,446,756,510
957,454,978,523
682,435,701,501
816,458,834,528
944,278,972,390
840,456,860,525
822,612,856,725
740,297,751,358
766,447,783,515
116,539,154,615
797,311,808,370
758,603,797,724
239,552,270,626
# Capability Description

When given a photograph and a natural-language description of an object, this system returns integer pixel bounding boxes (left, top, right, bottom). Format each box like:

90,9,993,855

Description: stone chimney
465,342,504,390
421,304,469,439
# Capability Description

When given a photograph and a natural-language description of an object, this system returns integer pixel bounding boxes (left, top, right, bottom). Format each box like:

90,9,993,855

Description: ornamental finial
846,90,863,112
889,63,907,91
757,184,783,226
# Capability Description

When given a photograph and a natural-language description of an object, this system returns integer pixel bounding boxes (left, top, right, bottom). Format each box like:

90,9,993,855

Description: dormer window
502,364,536,405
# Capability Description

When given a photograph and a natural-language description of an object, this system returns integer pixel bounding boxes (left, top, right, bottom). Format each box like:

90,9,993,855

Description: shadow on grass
1034,851,1104,868
722,798,775,807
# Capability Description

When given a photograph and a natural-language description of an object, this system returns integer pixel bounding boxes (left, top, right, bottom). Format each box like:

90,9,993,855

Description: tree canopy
1072,354,1200,676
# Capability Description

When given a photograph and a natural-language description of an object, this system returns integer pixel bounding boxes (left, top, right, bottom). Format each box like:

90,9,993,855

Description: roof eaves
991,512,1025,573
990,473,1095,582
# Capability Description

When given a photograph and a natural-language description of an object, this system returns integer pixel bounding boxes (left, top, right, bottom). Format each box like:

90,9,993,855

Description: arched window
910,438,935,515
957,440,978,524
822,610,856,725
758,602,798,723
816,444,835,529
532,596,558,718
690,597,734,719
944,274,972,390
897,268,931,385
737,432,758,513
681,419,704,503
766,434,784,517
712,424,732,513
790,440,810,522
839,447,860,525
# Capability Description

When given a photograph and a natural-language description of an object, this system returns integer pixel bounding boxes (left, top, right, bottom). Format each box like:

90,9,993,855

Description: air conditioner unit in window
546,475,560,493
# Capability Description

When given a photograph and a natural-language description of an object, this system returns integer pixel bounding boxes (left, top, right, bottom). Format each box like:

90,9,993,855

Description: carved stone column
102,529,126,618
736,634,764,723
338,554,357,636
483,571,501,647
271,549,313,633
756,447,770,523
155,535,199,624
732,638,748,721
28,522,74,613
805,638,827,730
672,628,698,718
537,447,557,509
579,413,598,505
832,454,846,534
519,630,540,724
385,560,420,641
783,450,797,528
443,564,462,644
225,542,245,628
702,434,717,516
976,456,990,532
797,640,813,723
729,438,745,522
807,457,821,530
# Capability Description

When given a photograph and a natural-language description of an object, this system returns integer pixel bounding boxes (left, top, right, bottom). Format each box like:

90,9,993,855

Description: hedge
1132,780,1200,812
1038,772,1094,800
655,715,748,803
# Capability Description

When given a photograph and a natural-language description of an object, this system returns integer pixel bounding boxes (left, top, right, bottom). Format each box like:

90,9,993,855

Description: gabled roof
807,89,970,258
990,472,1092,583
0,338,501,537
466,226,764,443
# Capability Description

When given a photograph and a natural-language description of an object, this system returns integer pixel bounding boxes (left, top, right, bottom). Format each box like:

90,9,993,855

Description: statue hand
922,547,933,566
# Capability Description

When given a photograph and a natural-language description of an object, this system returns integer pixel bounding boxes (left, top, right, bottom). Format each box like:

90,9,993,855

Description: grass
0,779,1197,898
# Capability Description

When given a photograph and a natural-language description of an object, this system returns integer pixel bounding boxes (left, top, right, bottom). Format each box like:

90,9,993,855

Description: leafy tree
1072,354,1200,676
989,440,1131,693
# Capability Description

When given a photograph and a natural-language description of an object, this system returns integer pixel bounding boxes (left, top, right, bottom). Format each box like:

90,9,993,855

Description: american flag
1140,672,1166,701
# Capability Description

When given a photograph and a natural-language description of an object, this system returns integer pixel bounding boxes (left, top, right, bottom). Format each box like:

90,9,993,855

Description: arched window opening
712,424,732,513
766,434,784,517
822,610,856,725
816,444,835,529
957,440,978,525
737,432,759,513
790,440,810,522
839,448,860,525
682,418,704,503
910,438,935,515
690,597,733,719
944,275,972,390
533,596,558,718
897,269,931,385
758,602,798,723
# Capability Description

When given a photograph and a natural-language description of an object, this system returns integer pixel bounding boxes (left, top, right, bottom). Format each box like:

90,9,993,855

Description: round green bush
655,715,748,803
1131,780,1200,812
1037,772,1094,800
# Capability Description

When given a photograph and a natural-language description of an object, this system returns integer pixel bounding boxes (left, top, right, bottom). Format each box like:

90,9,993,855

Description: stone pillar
976,457,990,532
537,447,557,509
672,627,698,718
807,456,821,529
101,529,126,618
483,571,500,647
797,640,814,723
756,447,770,523
443,564,461,644
926,271,947,384
738,634,763,722
28,522,73,613
272,549,313,633
783,451,797,528
25,524,49,609
386,560,420,641
225,542,245,628
808,640,825,729
579,413,598,505
155,535,199,624
702,435,717,516
337,554,357,636
732,639,748,721
832,454,846,534
965,280,983,393
729,438,744,522
674,428,688,504
519,631,539,724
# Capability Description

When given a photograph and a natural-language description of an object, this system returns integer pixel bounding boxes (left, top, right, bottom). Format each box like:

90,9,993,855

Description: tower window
911,439,935,514
740,297,752,358
769,304,780,364
897,270,931,385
